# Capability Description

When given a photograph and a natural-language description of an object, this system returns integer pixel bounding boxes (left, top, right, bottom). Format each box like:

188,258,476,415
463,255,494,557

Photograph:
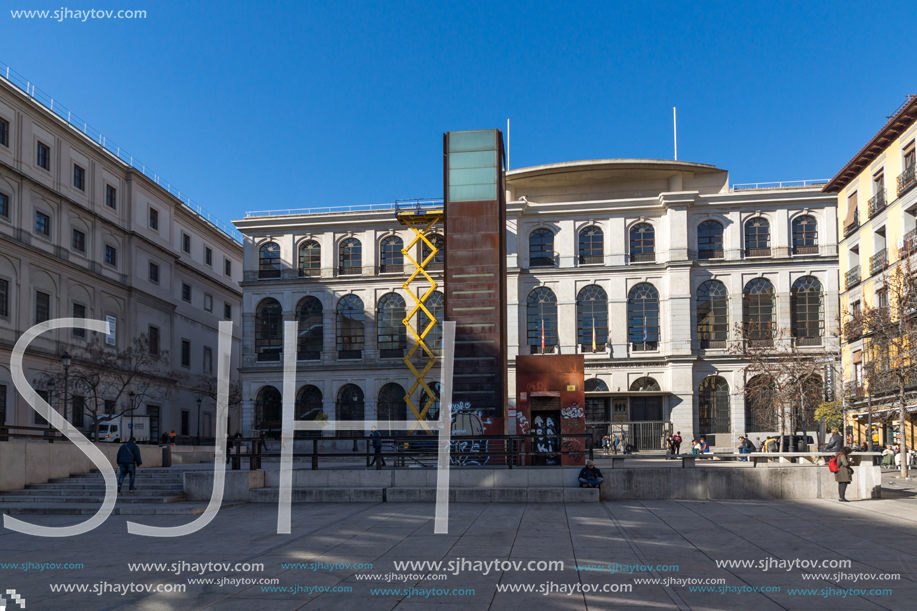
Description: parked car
764,434,815,452
96,416,151,443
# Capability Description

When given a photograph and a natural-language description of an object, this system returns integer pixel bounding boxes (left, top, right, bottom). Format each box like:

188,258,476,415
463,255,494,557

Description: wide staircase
0,469,187,515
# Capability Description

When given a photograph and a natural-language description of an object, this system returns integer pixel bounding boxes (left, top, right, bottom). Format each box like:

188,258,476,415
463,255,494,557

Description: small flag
541,319,545,351
643,316,648,344
592,317,597,353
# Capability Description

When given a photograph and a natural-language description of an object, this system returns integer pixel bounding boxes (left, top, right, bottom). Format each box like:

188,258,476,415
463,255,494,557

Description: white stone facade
235,159,840,448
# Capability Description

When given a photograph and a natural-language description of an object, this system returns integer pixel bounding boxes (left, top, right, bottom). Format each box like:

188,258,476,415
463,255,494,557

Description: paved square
2,491,916,611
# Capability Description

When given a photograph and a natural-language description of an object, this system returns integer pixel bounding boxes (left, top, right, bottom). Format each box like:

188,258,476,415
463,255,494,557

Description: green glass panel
448,150,497,170
449,184,497,202
448,130,496,153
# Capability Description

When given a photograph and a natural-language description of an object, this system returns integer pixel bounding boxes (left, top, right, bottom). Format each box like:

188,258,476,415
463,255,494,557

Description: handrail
731,179,828,190
0,61,242,244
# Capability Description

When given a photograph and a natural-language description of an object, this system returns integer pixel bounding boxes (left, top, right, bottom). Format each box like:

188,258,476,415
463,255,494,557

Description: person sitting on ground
824,428,843,453
882,445,895,468
116,437,143,494
578,460,604,489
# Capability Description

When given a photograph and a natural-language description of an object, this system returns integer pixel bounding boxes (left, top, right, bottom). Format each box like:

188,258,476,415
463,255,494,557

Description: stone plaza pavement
1,494,916,611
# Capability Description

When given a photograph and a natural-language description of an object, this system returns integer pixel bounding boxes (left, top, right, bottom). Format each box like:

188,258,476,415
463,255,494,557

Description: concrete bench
750,451,883,467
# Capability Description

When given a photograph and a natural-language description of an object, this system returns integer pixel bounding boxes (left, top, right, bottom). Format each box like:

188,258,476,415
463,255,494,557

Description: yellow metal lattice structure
398,207,444,434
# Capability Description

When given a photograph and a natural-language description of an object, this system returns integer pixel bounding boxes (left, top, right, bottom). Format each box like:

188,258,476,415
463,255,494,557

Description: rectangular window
905,142,916,170
181,340,191,367
35,390,49,425
149,325,160,355
71,228,85,252
105,185,117,209
104,245,117,267
181,410,189,436
204,293,213,312
71,395,84,428
205,247,213,266
0,117,8,147
181,283,191,302
37,142,50,170
0,279,7,317
104,399,115,414
224,259,232,277
877,289,889,310
182,233,191,253
203,346,213,374
35,291,50,323
149,261,159,283
223,302,232,320
73,164,85,191
35,211,50,236
72,303,86,338
0,192,8,217
149,208,159,230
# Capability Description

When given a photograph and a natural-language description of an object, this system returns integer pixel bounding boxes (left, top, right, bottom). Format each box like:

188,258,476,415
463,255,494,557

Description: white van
96,416,151,443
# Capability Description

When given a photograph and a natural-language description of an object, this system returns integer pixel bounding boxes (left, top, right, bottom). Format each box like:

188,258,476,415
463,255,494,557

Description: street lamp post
196,396,202,446
129,391,136,440
61,352,71,424
47,379,56,432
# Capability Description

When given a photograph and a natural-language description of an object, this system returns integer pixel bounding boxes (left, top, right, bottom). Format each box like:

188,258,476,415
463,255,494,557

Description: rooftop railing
731,179,828,190
247,198,444,218
0,61,242,243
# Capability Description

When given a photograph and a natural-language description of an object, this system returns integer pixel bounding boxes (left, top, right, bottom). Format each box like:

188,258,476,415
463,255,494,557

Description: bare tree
847,256,917,477
193,373,242,435
48,333,175,441
731,320,839,452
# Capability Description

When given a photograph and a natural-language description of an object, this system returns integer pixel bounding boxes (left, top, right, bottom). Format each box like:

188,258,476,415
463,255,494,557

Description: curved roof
507,158,720,181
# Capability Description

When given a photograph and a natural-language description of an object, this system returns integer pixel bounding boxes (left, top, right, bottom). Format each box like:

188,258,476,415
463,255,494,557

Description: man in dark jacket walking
578,460,604,488
116,437,143,494
835,446,854,502
369,426,385,467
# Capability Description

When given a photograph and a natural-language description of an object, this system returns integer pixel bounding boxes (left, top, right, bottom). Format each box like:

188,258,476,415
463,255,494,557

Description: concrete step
249,487,598,503
49,477,182,485
0,501,245,516
6,488,182,497
0,494,186,504
26,483,183,491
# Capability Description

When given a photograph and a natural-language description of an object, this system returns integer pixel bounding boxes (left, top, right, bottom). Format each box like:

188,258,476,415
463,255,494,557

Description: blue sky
3,1,916,227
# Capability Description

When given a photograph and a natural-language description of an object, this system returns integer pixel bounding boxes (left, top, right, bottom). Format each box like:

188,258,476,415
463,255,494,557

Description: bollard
162,445,172,468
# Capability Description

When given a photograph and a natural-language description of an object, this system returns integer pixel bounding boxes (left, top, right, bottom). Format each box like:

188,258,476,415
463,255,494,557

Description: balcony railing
297,350,320,361
700,339,727,349
844,382,865,400
631,341,659,351
258,268,281,279
793,245,820,255
870,249,887,277
425,261,444,271
529,253,558,268
580,343,607,353
903,228,917,256
795,336,823,347
844,208,860,237
697,248,724,260
845,265,861,289
579,254,604,265
868,190,887,217
870,369,917,395
630,252,656,263
897,163,916,197
298,267,321,277
531,344,557,354
257,350,281,362
338,266,362,276
379,264,404,274
745,247,771,258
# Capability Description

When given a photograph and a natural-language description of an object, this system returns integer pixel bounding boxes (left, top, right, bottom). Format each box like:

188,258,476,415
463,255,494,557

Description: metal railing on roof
731,179,829,190
0,60,242,244
246,198,444,218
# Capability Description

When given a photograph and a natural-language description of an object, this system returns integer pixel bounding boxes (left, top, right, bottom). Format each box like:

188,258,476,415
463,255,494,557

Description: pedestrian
578,459,604,488
161,432,168,446
226,434,233,464
369,426,386,467
672,431,682,455
753,437,762,452
824,428,843,453
116,437,143,494
859,441,868,452
665,436,674,459
611,434,620,455
602,435,609,456
168,430,176,446
832,446,854,502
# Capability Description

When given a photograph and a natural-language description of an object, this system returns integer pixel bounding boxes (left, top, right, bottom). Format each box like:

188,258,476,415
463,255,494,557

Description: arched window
577,285,608,352
630,377,661,391
421,234,445,271
336,295,364,359
295,385,323,438
529,228,555,268
697,280,728,349
792,215,819,255
418,290,444,350
380,236,404,273
579,226,604,265
255,298,283,361
296,296,323,360
259,242,281,279
585,379,609,392
698,376,730,444
298,240,321,277
415,382,441,422
378,383,408,430
336,384,364,438
697,220,724,260
791,276,823,346
527,287,557,353
743,278,775,345
255,386,282,434
628,283,659,351
377,293,407,358
339,238,362,276
745,217,771,257
745,375,776,432
630,223,656,263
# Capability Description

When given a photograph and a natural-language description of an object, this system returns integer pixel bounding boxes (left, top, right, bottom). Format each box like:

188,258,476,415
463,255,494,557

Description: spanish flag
541,319,545,351
592,317,596,353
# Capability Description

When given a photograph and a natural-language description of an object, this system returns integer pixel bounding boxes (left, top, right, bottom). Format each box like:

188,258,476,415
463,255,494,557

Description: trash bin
162,445,172,468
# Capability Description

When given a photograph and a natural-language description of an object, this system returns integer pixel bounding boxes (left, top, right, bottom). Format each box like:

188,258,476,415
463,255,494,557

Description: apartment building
235,158,839,449
0,75,243,441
